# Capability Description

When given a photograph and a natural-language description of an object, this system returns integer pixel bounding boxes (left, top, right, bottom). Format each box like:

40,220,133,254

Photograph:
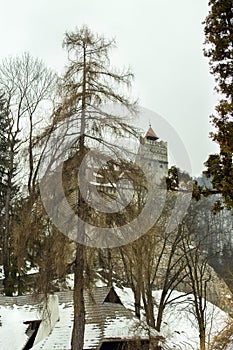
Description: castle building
138,125,168,181
88,125,168,198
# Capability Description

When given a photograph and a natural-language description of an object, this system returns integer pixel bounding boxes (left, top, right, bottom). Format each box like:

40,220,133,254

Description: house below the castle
0,286,163,350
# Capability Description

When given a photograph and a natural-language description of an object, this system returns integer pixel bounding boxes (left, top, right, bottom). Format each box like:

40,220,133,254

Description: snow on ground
0,279,231,350
153,290,227,349
0,265,4,280
0,304,39,350
114,286,230,350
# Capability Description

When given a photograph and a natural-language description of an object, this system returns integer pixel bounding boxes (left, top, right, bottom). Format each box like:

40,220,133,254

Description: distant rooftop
145,126,159,141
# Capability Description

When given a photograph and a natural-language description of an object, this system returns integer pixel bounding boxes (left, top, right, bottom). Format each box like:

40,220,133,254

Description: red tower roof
145,126,159,141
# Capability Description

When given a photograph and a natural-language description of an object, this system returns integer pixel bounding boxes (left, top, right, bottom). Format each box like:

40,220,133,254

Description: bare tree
0,53,56,295
0,52,56,195
117,192,191,331
209,313,233,350
39,26,138,350
181,222,212,350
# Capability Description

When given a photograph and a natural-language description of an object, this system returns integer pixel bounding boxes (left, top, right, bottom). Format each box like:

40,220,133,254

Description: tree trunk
199,324,206,350
197,309,206,350
107,250,113,287
134,285,141,319
28,113,34,194
155,301,164,332
71,40,87,350
142,283,156,329
71,242,85,350
146,288,156,329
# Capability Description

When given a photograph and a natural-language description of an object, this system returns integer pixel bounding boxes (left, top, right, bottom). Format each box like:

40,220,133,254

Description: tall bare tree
40,26,138,350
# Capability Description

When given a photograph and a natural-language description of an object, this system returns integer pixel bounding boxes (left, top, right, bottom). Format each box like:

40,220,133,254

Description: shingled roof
32,287,160,350
0,287,161,350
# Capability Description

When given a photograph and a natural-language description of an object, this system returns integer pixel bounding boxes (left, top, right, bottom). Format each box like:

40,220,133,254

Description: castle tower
139,125,168,180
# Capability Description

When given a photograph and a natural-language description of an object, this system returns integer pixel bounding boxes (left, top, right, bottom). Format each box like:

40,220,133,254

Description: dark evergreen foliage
203,0,233,208
0,93,20,296
0,93,9,213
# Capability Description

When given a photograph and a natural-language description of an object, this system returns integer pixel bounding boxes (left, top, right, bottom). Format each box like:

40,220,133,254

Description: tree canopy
203,0,233,209
47,25,138,350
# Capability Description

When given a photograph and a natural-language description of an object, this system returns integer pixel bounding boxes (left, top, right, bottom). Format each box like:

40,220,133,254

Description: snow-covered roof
0,297,40,350
0,293,60,350
1,286,230,350
33,287,159,350
0,287,159,350
0,305,38,350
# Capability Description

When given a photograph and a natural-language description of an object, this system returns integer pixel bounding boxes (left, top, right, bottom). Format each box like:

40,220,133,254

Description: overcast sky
0,0,219,176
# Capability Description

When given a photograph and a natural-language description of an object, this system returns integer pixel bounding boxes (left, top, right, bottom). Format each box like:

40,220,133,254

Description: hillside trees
119,226,188,331
115,188,223,349
187,183,233,292
182,196,233,350
39,26,138,350
0,53,56,295
203,0,233,208
117,192,192,332
180,223,211,350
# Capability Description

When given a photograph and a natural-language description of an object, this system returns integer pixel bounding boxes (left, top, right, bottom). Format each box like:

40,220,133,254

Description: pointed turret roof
145,125,159,141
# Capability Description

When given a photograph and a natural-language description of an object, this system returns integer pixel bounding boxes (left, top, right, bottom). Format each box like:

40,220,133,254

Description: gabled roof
32,287,159,350
0,287,161,350
86,286,121,306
